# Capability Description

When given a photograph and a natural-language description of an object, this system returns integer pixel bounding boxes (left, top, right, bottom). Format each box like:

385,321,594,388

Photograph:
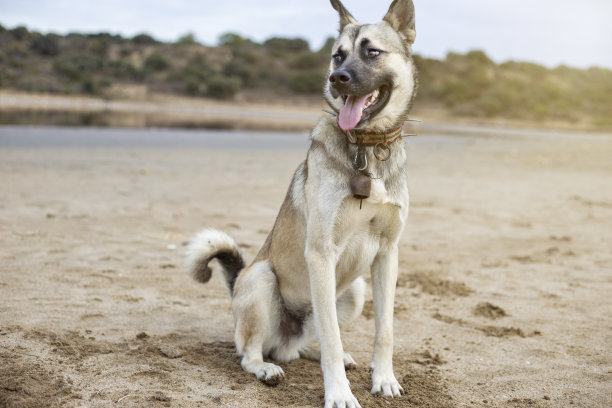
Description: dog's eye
367,49,381,58
333,54,343,64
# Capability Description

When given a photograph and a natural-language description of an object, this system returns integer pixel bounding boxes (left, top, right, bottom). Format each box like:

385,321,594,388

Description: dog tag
350,173,371,200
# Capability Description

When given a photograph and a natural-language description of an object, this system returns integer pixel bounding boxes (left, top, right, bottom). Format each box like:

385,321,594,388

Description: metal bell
350,173,371,199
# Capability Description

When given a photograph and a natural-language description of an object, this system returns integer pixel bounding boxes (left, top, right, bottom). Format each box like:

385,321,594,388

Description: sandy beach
1,123,611,407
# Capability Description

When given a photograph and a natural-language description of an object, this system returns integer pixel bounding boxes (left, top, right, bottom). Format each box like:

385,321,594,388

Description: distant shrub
74,76,110,95
132,33,157,45
289,53,323,70
318,37,335,55
87,32,125,44
81,78,98,94
0,69,9,87
88,39,109,57
53,55,103,80
15,76,57,93
206,76,241,99
109,60,143,80
179,64,215,82
222,60,256,87
9,25,29,40
264,37,310,54
76,55,103,72
478,85,519,117
237,49,259,65
144,52,170,72
183,77,201,96
290,71,323,94
53,59,80,80
6,42,28,58
177,33,197,45
99,77,113,88
174,55,216,82
173,56,217,96
465,50,494,66
30,34,60,56
65,32,85,41
218,32,251,48
503,60,548,80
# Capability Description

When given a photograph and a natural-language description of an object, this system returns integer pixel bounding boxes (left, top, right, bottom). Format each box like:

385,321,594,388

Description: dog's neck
344,126,403,147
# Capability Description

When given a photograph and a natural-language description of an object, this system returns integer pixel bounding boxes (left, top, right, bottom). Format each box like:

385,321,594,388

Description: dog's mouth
338,85,391,131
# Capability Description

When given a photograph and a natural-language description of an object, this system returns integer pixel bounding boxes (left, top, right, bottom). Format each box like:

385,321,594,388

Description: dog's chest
333,197,404,289
365,177,389,204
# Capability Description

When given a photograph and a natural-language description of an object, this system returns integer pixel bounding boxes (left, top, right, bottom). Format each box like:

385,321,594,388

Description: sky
1,0,611,69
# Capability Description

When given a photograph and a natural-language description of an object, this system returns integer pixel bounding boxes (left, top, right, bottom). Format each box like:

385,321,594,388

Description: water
0,123,609,149
0,127,312,149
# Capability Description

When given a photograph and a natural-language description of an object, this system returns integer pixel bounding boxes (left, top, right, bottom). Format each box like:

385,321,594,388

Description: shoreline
1,90,609,133
1,122,610,152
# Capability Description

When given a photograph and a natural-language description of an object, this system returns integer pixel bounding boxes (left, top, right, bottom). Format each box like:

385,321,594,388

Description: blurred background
1,0,611,130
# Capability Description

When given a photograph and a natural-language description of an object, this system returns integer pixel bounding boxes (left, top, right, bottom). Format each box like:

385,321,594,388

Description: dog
186,1,417,406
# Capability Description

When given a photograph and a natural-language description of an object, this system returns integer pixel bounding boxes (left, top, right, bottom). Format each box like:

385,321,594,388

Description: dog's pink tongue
338,94,371,131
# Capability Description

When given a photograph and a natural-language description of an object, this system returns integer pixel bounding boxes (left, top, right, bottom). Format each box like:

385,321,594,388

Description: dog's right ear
330,0,358,31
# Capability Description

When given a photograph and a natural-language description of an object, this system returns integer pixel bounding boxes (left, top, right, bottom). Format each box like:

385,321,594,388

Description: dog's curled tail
186,229,246,294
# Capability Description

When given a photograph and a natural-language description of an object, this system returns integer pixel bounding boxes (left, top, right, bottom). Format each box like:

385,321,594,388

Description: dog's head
324,0,417,132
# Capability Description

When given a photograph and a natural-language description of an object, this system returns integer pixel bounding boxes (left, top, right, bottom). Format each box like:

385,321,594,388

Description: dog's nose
329,70,351,84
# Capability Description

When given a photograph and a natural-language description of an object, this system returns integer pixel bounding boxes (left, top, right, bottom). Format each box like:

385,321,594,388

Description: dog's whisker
401,133,418,138
323,109,337,116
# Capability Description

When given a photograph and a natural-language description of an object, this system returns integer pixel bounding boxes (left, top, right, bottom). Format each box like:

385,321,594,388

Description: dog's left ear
383,0,416,44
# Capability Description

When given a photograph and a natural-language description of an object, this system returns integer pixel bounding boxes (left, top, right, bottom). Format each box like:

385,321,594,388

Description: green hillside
1,24,611,127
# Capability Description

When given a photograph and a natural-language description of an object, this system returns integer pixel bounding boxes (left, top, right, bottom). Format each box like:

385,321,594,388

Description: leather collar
344,126,403,147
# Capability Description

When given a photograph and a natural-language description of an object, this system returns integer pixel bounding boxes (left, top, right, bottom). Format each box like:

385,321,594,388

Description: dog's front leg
370,242,404,397
306,239,361,408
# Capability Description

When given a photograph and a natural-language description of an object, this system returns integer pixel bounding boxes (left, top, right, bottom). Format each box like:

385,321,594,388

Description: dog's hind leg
300,277,365,369
336,277,365,369
337,276,366,328
232,261,285,386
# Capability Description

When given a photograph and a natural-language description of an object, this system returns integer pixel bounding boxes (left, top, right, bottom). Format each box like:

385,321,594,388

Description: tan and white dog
187,1,417,406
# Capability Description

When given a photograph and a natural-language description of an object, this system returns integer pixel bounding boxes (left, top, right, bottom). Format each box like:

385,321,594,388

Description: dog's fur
186,1,417,406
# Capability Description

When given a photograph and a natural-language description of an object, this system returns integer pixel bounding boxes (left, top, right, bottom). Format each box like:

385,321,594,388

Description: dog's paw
255,362,285,386
324,375,361,408
371,372,404,397
324,386,361,408
343,352,357,370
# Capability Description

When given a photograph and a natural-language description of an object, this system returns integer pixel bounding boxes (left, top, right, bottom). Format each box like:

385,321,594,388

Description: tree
132,33,158,45
144,52,170,72
30,34,60,56
264,37,310,55
218,32,251,48
206,76,241,99
177,33,197,45
9,25,29,40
